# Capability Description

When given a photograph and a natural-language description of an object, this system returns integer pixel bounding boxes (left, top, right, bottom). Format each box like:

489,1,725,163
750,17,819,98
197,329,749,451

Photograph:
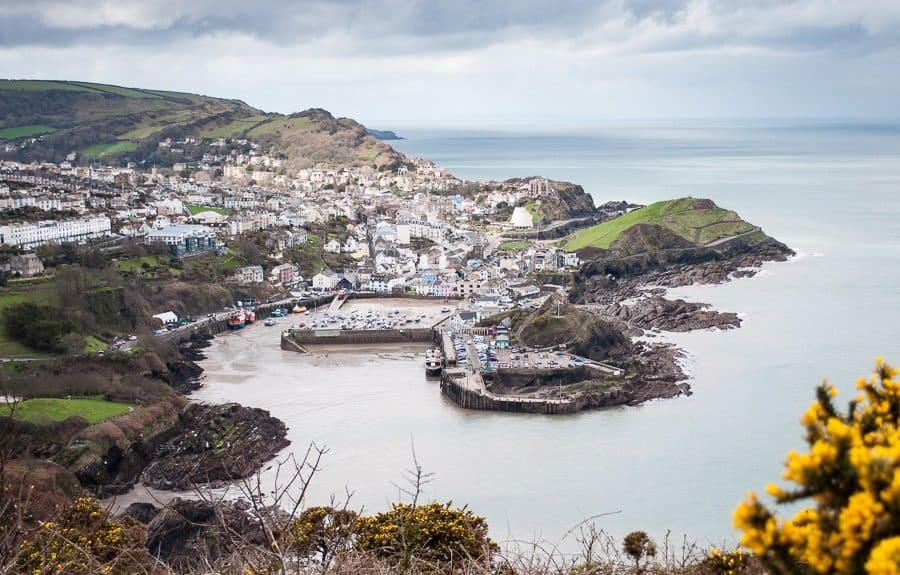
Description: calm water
194,122,900,550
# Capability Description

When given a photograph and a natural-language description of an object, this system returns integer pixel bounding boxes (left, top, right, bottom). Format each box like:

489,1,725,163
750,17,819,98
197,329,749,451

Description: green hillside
0,79,404,169
565,197,756,251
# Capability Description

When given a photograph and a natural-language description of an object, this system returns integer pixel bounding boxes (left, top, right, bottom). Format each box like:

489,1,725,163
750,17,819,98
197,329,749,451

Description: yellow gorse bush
734,358,900,575
355,501,497,567
14,496,154,575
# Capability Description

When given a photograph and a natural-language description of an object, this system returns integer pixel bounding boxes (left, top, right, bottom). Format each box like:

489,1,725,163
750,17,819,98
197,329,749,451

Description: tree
61,332,86,356
623,531,656,575
147,240,171,257
1,302,73,353
734,358,900,575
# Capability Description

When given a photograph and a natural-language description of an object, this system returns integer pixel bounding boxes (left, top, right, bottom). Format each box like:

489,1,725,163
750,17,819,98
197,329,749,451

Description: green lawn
0,124,56,141
219,256,241,270
186,204,228,216
499,241,531,251
115,255,163,272
564,198,755,251
82,141,138,158
2,397,136,424
84,336,107,353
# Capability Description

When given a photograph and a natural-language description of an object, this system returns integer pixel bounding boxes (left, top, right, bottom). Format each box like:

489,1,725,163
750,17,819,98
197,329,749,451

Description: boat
264,318,276,326
245,310,256,324
227,310,246,330
441,307,451,313
425,349,444,376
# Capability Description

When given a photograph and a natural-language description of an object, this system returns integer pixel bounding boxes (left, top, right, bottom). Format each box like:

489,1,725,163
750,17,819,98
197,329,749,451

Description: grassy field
200,115,270,139
246,117,291,138
82,141,139,158
499,241,531,251
117,124,169,140
0,80,96,92
219,256,241,270
2,397,136,424
357,145,381,161
114,256,182,277
524,203,542,224
564,198,755,251
186,204,228,216
69,81,161,99
0,124,57,140
115,255,161,273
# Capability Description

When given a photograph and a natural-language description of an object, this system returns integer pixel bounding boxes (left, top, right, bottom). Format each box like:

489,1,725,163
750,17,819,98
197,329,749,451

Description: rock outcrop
141,403,290,491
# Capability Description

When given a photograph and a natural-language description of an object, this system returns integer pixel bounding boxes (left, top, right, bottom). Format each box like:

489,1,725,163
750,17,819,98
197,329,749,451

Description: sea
191,120,900,552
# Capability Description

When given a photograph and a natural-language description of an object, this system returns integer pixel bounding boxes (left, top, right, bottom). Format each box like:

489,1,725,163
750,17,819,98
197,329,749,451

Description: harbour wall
439,372,587,415
282,327,436,349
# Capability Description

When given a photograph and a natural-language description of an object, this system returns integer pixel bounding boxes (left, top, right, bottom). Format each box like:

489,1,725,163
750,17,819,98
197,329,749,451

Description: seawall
282,327,436,349
439,371,587,415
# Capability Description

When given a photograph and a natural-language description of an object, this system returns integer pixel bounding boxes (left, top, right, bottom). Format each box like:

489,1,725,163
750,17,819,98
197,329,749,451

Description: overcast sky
2,0,899,126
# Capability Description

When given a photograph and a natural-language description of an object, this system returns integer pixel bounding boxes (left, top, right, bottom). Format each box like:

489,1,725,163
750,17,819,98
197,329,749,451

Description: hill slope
565,198,756,251
0,80,402,169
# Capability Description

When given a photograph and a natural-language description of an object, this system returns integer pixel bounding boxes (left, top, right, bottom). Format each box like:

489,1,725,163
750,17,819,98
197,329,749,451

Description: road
703,226,761,247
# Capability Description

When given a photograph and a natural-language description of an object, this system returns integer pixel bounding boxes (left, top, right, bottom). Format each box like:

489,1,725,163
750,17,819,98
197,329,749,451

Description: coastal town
0,138,600,308
0,122,793,416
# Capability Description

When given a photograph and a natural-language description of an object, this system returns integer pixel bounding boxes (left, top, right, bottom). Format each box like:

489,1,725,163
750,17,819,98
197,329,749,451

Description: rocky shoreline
464,229,795,413
141,402,290,491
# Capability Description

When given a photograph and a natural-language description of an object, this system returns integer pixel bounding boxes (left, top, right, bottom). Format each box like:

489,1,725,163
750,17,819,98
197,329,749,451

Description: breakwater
440,370,586,414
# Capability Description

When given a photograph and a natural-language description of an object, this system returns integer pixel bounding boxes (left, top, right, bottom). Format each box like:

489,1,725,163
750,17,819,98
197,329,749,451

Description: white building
145,224,219,258
0,217,112,250
510,207,534,229
312,269,339,291
232,265,264,285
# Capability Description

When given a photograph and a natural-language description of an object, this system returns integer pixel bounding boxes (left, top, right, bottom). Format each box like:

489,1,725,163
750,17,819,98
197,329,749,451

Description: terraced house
0,216,111,250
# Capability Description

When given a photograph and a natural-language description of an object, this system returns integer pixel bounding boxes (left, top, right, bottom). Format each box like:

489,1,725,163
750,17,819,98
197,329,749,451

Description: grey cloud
622,0,689,23
0,0,898,56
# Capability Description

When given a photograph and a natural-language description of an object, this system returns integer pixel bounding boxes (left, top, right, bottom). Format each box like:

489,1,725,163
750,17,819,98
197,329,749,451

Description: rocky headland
462,197,793,412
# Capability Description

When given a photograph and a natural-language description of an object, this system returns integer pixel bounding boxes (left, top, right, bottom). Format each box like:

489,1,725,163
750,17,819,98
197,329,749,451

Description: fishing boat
227,310,246,330
425,349,444,376
244,310,256,324
264,318,276,326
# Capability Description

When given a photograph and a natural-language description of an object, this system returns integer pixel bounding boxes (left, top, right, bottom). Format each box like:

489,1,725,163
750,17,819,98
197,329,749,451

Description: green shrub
355,502,497,568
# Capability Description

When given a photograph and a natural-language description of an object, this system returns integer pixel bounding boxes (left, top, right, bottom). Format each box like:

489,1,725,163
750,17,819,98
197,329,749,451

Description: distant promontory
365,128,404,141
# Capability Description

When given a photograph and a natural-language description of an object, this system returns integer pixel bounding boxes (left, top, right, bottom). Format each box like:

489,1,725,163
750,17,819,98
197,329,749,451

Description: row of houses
0,217,112,250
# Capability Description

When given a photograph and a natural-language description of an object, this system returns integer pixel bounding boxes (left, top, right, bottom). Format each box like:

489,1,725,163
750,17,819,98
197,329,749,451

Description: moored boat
264,318,276,326
227,310,246,330
425,348,444,376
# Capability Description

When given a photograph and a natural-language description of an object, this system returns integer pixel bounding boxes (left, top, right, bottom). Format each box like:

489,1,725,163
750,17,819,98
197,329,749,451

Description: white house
232,265,264,285
312,268,339,291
